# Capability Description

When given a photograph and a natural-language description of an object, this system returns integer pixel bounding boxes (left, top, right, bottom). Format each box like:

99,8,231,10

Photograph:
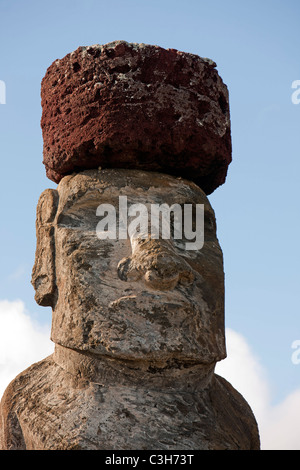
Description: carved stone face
32,169,226,365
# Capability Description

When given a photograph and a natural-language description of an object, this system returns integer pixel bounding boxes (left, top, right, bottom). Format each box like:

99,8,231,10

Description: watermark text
0,80,6,104
291,340,300,365
96,196,204,251
291,80,300,105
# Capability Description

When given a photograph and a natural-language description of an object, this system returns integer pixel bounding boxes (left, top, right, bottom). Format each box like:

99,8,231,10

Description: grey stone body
0,170,260,450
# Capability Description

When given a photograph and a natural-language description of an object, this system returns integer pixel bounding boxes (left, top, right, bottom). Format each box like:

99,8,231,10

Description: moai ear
31,188,59,307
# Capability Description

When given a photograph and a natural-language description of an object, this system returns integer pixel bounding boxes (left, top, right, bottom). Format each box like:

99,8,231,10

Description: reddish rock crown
41,40,231,194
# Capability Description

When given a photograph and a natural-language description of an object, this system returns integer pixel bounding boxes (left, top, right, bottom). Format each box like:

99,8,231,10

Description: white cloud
216,328,270,421
0,299,53,400
1,301,300,450
216,328,300,450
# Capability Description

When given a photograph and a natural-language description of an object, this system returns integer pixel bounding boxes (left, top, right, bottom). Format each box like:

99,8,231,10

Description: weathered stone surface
32,169,226,363
0,169,260,450
0,349,260,450
41,41,232,194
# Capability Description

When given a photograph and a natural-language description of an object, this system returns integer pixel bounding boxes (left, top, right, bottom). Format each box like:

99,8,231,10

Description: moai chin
0,41,260,450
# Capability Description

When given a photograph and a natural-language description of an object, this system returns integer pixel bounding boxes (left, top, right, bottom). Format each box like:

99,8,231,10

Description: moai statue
0,42,260,450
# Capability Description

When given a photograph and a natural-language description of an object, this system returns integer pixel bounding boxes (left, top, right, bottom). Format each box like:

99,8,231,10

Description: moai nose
117,237,194,291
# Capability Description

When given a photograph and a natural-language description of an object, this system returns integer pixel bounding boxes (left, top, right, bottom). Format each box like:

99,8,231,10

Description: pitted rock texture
0,349,260,450
31,169,227,363
0,169,260,450
41,40,232,194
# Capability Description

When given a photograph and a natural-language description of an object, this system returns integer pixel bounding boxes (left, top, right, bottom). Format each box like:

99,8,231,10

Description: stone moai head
31,169,226,366
32,40,232,367
1,42,262,453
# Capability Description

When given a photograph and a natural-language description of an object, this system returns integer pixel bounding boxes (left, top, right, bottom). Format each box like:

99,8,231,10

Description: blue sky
0,0,299,449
